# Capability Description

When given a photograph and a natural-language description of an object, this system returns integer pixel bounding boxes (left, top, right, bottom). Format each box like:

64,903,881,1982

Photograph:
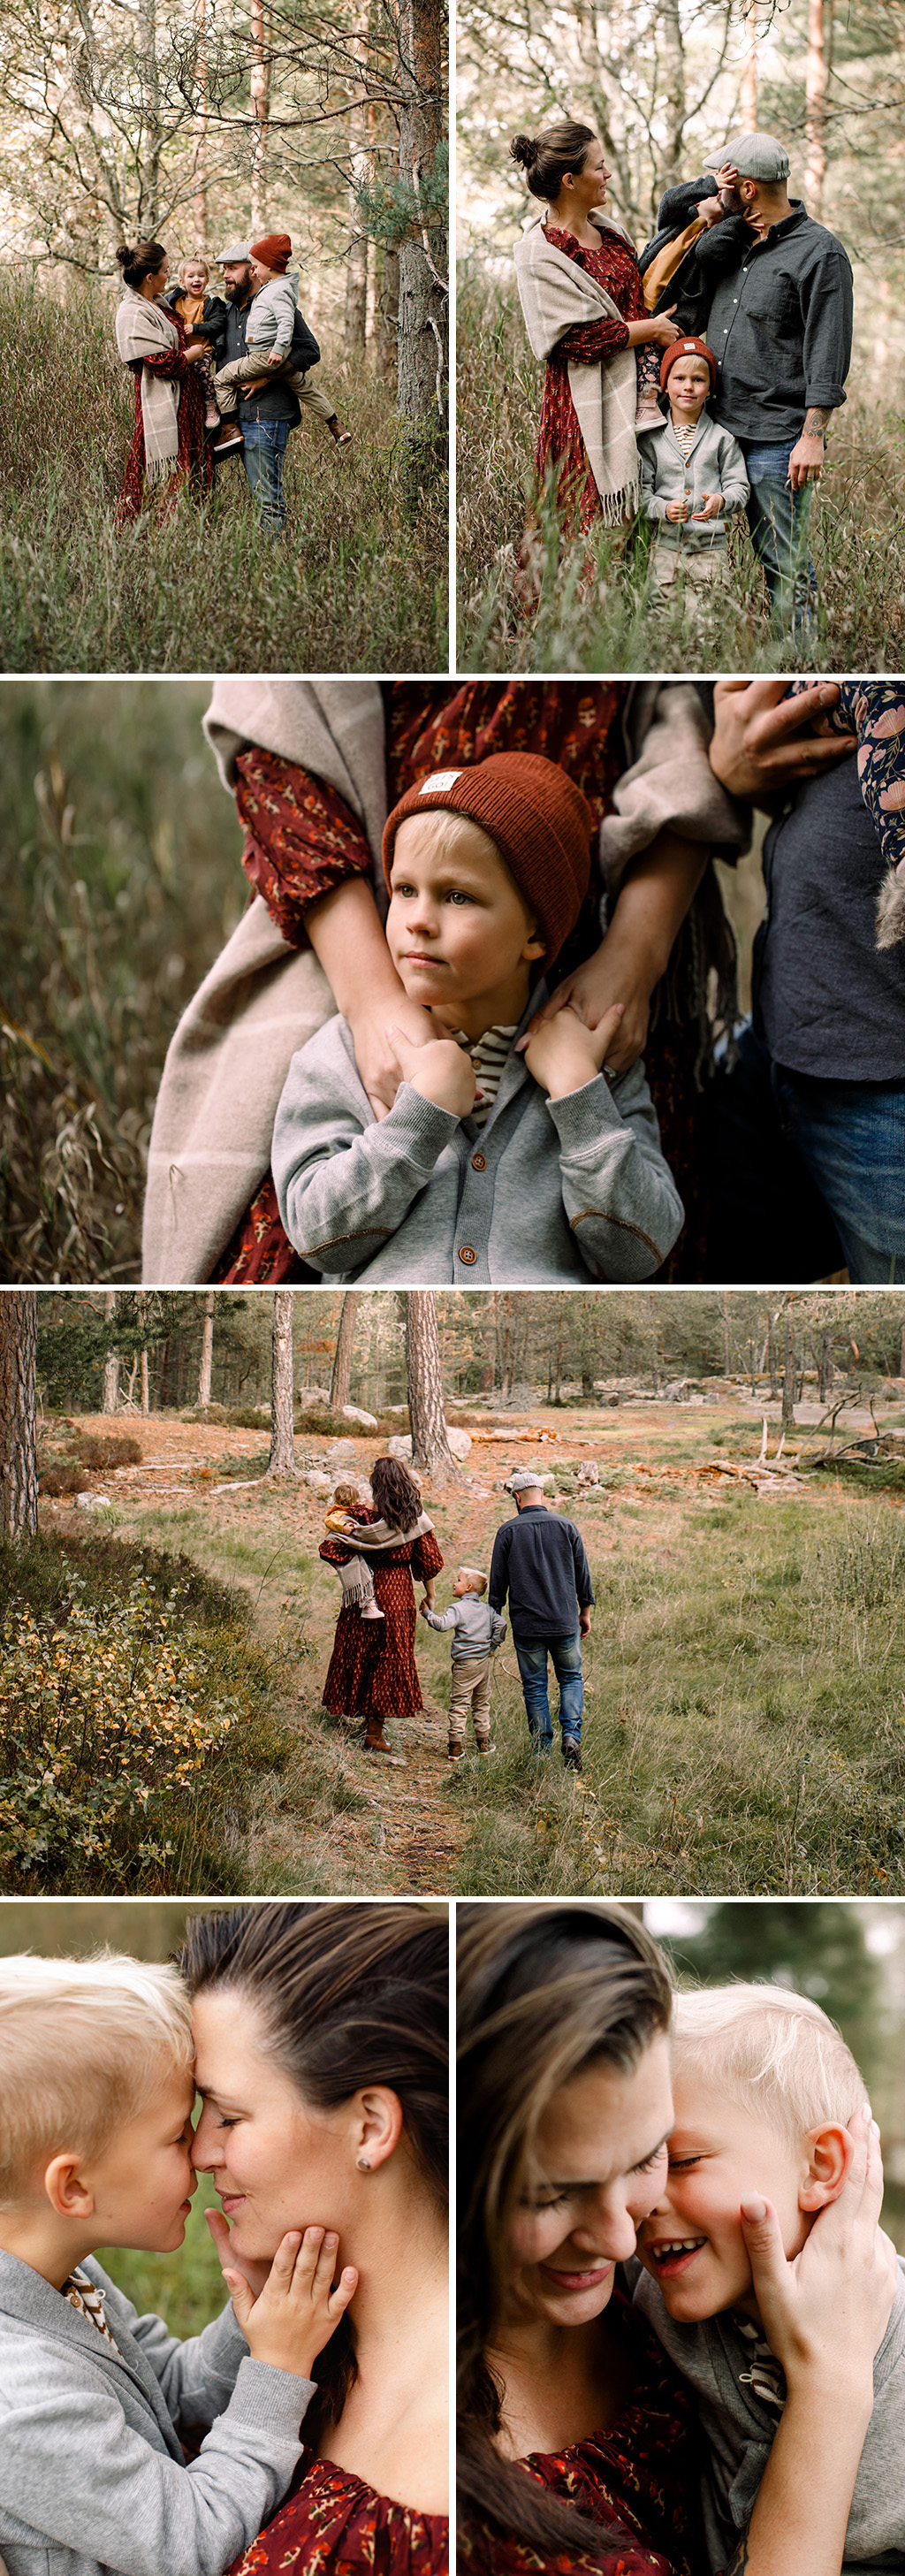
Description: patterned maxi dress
210,681,737,1285
116,307,214,526
319,1509,444,1719
224,2451,448,2576
533,228,651,540
458,2292,705,2576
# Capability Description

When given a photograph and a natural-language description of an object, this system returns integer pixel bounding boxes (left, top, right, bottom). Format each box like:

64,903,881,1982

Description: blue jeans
513,1633,584,1752
707,1022,905,1283
240,416,290,536
741,437,818,648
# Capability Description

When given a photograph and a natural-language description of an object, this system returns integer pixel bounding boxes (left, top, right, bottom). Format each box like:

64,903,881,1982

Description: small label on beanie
419,770,463,792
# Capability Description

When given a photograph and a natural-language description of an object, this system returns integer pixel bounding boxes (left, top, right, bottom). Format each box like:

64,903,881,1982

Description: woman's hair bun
115,244,135,271
510,133,539,169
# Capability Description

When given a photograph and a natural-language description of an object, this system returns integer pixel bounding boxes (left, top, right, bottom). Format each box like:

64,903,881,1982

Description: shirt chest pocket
740,266,801,334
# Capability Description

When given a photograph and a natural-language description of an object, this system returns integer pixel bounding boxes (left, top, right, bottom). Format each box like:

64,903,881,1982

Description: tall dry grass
456,263,905,674
1,273,447,672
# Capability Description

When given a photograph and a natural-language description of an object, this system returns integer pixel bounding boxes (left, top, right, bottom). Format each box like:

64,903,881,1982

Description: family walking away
139,677,905,1295
456,1901,899,2576
113,237,350,537
0,1903,449,2576
511,119,852,647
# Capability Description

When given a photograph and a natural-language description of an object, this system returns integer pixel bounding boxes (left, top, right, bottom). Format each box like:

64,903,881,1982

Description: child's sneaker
447,1741,464,1760
360,1602,384,1621
476,1740,495,1757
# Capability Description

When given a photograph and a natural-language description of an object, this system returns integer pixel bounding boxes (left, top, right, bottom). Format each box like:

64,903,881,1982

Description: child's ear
521,927,547,964
43,2152,96,2222
798,2120,852,2212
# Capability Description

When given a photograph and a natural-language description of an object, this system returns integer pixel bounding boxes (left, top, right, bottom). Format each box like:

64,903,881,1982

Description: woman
510,122,681,546
142,677,754,1288
114,240,214,526
319,1455,443,1755
184,1900,448,2576
457,1901,894,2576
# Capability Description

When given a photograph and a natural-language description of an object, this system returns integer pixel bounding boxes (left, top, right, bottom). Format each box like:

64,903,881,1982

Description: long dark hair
116,240,167,289
180,1901,448,2443
510,119,596,203
370,1452,422,1530
457,1902,673,2565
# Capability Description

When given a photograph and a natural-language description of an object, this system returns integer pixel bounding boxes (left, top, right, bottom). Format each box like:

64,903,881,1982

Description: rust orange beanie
382,752,594,968
249,233,292,273
660,334,717,392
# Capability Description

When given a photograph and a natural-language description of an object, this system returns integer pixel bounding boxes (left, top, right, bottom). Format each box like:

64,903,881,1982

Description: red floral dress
534,229,649,538
225,2451,448,2576
116,307,214,526
319,1509,444,1719
210,681,729,1284
458,2294,704,2576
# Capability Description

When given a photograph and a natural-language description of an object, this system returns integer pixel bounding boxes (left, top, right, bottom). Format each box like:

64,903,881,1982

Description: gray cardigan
639,408,749,551
421,1598,506,1660
271,990,683,1285
630,2256,905,2572
0,2249,315,2576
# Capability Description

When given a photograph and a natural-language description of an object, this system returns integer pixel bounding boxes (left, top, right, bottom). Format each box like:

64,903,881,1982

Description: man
705,680,905,1284
488,1469,594,1772
217,241,299,536
695,133,853,645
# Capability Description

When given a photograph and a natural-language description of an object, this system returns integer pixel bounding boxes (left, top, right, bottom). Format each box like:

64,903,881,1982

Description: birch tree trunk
396,0,447,475
249,0,270,235
805,0,828,218
198,1290,215,1407
102,1291,118,1414
405,1292,461,1482
267,1291,297,1475
741,0,758,129
658,0,686,187
138,0,162,232
331,1292,361,1408
782,1297,796,1430
141,1348,149,1415
345,13,369,354
0,1292,39,1539
194,0,209,246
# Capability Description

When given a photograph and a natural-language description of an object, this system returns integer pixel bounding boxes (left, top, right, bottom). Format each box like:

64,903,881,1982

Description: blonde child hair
457,1566,487,1594
673,1980,864,2153
331,1479,369,1508
177,254,210,286
0,1950,194,2206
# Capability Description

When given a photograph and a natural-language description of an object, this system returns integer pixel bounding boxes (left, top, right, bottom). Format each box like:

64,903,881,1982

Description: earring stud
357,2155,371,2171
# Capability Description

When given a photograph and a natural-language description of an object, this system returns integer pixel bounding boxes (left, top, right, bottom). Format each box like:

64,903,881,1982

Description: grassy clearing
1,275,446,673
456,265,905,674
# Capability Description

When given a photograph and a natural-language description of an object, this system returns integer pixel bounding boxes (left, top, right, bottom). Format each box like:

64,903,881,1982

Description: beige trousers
215,358,337,423
448,1655,493,1749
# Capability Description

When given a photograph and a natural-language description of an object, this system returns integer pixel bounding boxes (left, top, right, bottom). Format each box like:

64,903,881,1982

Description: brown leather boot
363,1713,392,1754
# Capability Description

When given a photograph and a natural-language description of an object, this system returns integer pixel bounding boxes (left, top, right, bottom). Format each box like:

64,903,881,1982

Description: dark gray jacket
699,200,853,439
0,2249,313,2576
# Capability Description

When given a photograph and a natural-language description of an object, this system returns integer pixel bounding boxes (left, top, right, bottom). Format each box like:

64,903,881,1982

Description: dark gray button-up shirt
702,202,853,440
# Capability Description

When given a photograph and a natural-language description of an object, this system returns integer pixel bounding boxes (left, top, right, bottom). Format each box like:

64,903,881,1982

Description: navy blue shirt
755,755,905,1082
489,1505,594,1640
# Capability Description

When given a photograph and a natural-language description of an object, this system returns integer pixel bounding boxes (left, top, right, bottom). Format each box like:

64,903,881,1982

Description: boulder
387,1427,472,1462
340,1406,379,1429
302,1470,331,1493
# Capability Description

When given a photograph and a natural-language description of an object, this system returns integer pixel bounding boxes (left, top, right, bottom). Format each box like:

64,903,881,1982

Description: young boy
0,1952,356,2576
420,1567,506,1758
631,1982,905,2573
638,338,749,605
214,235,352,448
270,752,684,1285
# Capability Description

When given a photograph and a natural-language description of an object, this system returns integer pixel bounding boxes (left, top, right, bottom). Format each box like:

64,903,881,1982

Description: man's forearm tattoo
802,406,832,436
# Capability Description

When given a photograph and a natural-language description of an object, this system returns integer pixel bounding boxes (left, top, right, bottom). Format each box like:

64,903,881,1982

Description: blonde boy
420,1566,506,1757
0,1953,355,2576
632,1983,905,2572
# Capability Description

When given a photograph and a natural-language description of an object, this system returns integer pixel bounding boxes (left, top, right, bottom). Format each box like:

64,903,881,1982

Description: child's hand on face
522,1002,625,1100
220,2225,358,2380
693,491,725,521
384,1023,476,1118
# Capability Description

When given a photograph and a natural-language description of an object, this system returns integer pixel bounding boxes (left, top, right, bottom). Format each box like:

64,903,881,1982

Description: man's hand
579,1608,592,1636
710,681,856,804
384,1022,476,1118
787,433,825,490
693,490,725,520
522,1002,625,1100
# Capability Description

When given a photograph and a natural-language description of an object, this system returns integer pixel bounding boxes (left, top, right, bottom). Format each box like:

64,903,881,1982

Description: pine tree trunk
249,0,270,233
102,1291,118,1414
375,246,399,379
330,1292,361,1408
345,14,369,354
781,1299,796,1429
0,1292,39,1539
805,0,827,218
741,0,758,127
405,1292,462,1483
198,1291,215,1408
141,1349,149,1414
396,0,446,487
658,0,686,187
649,1292,660,1395
767,1316,779,1399
267,1291,297,1475
194,0,208,244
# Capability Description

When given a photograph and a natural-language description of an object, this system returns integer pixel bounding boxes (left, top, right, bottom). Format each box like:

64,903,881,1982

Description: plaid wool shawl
513,207,641,522
114,286,181,484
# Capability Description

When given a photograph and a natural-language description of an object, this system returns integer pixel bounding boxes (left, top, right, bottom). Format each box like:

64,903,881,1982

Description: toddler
631,1982,905,2574
270,752,684,1285
323,1481,385,1621
787,679,905,948
420,1567,506,1758
163,255,227,430
638,337,749,604
0,1951,356,2576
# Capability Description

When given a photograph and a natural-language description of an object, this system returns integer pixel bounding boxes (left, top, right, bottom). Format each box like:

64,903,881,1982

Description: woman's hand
523,1002,625,1099
627,305,681,349
219,2224,358,2380
183,342,207,363
710,680,856,803
740,2105,895,2397
384,1022,476,1118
